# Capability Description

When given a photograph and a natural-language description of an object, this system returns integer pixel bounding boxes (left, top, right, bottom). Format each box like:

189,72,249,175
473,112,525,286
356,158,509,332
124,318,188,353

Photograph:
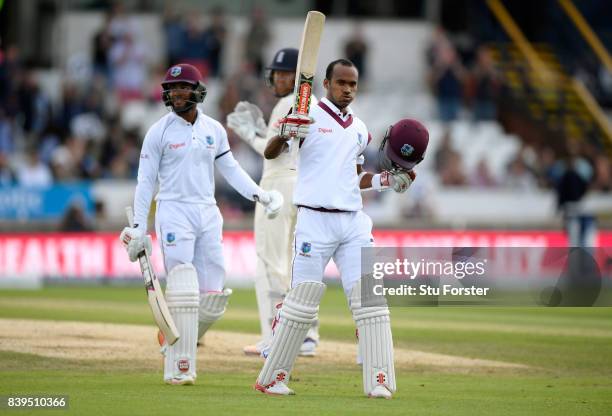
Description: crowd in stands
0,12,610,227
426,27,612,195
426,26,501,123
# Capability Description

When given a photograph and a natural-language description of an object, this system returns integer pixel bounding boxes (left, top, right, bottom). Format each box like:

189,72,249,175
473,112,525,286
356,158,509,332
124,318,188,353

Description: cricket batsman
256,58,428,397
120,63,283,385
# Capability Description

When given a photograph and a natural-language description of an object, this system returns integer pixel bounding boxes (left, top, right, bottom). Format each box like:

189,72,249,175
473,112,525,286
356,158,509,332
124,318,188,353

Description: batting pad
197,289,232,340
257,281,326,387
164,263,199,381
349,282,396,395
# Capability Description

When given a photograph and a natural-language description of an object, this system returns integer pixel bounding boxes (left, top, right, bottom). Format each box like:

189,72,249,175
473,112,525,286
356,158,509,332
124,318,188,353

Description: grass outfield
0,286,611,415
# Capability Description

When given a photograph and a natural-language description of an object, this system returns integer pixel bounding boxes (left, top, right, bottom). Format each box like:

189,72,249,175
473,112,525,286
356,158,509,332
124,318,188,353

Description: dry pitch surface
0,318,526,372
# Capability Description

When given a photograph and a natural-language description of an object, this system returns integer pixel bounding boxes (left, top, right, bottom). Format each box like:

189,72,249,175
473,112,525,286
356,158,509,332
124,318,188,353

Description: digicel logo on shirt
169,142,186,150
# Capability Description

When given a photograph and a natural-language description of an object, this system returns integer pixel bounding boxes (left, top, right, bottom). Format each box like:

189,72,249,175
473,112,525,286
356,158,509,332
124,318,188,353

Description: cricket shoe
165,374,195,386
368,385,392,399
254,381,295,396
298,337,318,357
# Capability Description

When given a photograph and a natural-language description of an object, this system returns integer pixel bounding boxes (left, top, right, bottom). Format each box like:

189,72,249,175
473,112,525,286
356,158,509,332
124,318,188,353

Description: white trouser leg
253,176,296,345
256,281,326,394
164,264,199,383
254,259,276,343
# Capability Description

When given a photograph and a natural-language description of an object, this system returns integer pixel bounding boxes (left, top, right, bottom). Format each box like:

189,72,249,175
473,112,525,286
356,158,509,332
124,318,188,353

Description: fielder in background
257,58,428,398
120,63,283,385
227,48,320,357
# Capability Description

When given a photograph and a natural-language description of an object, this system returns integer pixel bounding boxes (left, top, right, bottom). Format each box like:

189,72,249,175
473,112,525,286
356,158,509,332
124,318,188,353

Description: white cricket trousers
155,200,225,292
291,207,374,295
254,175,297,340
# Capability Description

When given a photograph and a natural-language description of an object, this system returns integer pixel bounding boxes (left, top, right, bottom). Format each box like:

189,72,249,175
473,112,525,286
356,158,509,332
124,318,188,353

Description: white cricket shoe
254,381,295,396
165,374,195,386
298,338,318,357
368,385,392,399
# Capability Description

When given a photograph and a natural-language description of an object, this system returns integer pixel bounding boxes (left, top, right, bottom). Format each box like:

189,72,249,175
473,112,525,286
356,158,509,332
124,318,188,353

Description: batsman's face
272,70,295,97
167,82,194,107
325,65,358,109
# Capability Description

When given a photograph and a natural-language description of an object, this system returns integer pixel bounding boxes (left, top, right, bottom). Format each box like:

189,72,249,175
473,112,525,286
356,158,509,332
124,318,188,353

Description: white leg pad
349,282,396,397
256,281,326,390
164,264,199,382
198,288,232,340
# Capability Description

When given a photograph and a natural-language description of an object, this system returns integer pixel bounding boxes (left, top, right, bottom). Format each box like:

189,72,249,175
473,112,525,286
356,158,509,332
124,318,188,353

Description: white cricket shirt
293,97,370,211
134,110,260,227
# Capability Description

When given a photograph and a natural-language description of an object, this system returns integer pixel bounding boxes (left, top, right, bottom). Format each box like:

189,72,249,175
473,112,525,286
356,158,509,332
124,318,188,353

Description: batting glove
380,170,417,193
226,101,267,144
257,190,284,219
278,113,313,140
120,225,153,262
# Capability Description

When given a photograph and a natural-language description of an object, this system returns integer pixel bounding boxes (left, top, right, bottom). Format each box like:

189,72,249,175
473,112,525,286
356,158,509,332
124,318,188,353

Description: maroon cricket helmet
161,63,207,112
379,118,429,171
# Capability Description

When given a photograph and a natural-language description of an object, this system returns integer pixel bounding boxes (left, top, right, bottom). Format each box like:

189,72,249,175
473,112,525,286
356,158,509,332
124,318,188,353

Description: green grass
1,286,612,415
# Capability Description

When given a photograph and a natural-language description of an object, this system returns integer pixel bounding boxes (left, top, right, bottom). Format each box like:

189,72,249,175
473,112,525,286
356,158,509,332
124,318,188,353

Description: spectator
470,158,498,187
244,7,270,74
108,28,148,103
0,152,16,186
57,83,84,134
434,128,454,171
18,71,52,135
550,139,595,247
0,109,14,155
344,24,369,82
592,154,611,191
218,61,260,119
429,45,467,122
439,151,467,186
92,12,114,81
503,158,537,190
162,7,185,67
49,137,87,181
59,203,92,232
178,15,210,79
471,45,500,121
534,145,557,187
15,147,53,187
204,7,227,78
0,44,22,111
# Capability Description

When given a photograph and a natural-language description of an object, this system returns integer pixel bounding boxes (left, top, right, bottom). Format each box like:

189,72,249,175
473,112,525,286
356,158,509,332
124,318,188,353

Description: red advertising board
0,231,610,281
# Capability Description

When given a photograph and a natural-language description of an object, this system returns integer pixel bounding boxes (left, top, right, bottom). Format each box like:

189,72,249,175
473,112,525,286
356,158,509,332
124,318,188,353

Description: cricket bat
125,206,180,346
292,10,326,116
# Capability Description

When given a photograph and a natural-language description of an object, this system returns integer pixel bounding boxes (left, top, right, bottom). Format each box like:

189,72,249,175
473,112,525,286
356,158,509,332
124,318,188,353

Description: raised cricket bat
292,10,325,116
125,206,179,346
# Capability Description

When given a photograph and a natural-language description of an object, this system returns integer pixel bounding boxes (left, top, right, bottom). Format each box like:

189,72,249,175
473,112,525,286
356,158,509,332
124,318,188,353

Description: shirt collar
171,109,200,126
320,97,353,120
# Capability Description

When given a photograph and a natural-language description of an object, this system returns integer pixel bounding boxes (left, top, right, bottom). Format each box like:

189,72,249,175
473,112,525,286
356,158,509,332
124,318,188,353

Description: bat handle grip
125,206,135,227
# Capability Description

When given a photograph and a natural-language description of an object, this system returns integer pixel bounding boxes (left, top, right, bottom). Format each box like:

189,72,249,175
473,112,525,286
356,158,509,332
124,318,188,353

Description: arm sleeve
133,126,162,229
215,151,264,201
359,132,372,155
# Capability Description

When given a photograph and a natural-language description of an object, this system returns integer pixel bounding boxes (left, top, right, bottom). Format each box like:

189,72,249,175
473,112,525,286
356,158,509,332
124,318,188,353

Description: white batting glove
380,170,416,193
226,101,267,144
256,190,284,219
119,226,153,262
278,113,313,140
